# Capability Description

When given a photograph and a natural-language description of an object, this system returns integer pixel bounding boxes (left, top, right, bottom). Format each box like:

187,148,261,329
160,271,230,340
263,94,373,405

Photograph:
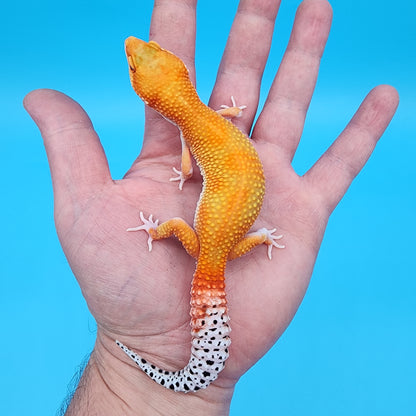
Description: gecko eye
128,56,136,73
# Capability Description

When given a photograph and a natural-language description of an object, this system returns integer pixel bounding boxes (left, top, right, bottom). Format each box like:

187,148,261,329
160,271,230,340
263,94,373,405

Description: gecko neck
150,83,235,152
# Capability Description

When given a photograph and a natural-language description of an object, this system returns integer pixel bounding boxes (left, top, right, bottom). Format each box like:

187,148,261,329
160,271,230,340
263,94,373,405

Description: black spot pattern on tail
116,305,230,393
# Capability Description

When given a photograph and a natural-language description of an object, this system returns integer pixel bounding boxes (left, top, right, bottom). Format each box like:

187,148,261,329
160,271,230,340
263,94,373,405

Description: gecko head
125,36,192,111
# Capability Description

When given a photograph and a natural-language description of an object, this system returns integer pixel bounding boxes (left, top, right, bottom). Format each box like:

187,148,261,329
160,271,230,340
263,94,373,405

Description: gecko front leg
170,131,193,190
217,96,247,119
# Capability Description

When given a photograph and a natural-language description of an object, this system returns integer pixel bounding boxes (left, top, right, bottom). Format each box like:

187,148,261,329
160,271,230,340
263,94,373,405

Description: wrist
66,330,234,416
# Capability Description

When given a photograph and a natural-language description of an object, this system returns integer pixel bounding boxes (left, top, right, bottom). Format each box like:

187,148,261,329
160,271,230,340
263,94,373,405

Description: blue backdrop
1,0,414,414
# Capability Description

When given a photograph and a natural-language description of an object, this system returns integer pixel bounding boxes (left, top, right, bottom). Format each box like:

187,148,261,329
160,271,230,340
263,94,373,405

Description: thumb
24,89,112,216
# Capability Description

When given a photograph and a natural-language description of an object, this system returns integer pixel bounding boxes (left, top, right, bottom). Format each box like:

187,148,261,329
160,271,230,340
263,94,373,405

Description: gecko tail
116,306,231,393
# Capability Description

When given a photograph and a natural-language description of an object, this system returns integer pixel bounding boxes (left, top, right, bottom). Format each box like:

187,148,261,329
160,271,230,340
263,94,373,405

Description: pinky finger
305,84,399,213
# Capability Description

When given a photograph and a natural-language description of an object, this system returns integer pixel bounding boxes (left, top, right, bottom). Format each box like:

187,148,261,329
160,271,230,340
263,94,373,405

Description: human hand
24,0,398,414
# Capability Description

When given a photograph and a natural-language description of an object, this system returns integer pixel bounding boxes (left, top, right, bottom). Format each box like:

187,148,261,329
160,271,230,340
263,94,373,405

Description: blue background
1,0,415,414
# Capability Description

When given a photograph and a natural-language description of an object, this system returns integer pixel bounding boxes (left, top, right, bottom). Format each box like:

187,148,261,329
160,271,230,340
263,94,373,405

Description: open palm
24,0,398,397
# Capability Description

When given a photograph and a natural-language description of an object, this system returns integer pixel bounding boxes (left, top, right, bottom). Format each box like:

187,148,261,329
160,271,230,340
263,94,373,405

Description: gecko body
116,37,284,393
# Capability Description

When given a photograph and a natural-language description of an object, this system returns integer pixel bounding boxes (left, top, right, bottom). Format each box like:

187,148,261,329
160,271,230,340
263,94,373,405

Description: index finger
138,0,198,159
149,0,198,83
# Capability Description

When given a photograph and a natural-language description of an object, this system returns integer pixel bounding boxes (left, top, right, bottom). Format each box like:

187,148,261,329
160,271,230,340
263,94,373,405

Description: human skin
24,0,399,415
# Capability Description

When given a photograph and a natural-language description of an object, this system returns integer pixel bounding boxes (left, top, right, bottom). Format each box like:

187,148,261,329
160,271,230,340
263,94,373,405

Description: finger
140,0,198,158
253,0,332,160
305,85,399,213
149,0,197,81
209,0,281,134
23,89,111,210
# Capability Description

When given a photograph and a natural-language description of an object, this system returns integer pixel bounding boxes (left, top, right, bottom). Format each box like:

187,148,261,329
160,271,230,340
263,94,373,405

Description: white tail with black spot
116,304,231,392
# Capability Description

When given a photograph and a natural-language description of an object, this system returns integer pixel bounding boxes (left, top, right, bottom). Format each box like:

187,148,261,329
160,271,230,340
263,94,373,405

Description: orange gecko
116,37,284,393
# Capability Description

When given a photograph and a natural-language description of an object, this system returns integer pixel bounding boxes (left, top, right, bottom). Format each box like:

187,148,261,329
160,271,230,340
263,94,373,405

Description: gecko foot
217,96,247,118
170,167,188,191
258,228,285,260
127,211,159,251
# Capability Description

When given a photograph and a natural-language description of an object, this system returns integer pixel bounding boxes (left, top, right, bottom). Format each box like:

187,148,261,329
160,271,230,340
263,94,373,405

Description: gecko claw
170,167,187,190
258,227,285,260
127,211,159,251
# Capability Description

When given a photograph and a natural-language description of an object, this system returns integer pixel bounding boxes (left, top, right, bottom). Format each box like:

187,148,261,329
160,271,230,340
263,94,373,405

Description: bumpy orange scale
116,37,284,393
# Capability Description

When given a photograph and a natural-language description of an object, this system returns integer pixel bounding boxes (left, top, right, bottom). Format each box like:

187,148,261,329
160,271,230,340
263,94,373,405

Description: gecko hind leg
127,212,199,258
228,227,285,261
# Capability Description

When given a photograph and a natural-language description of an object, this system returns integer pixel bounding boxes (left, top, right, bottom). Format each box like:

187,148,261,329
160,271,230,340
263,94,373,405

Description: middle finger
253,0,333,162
